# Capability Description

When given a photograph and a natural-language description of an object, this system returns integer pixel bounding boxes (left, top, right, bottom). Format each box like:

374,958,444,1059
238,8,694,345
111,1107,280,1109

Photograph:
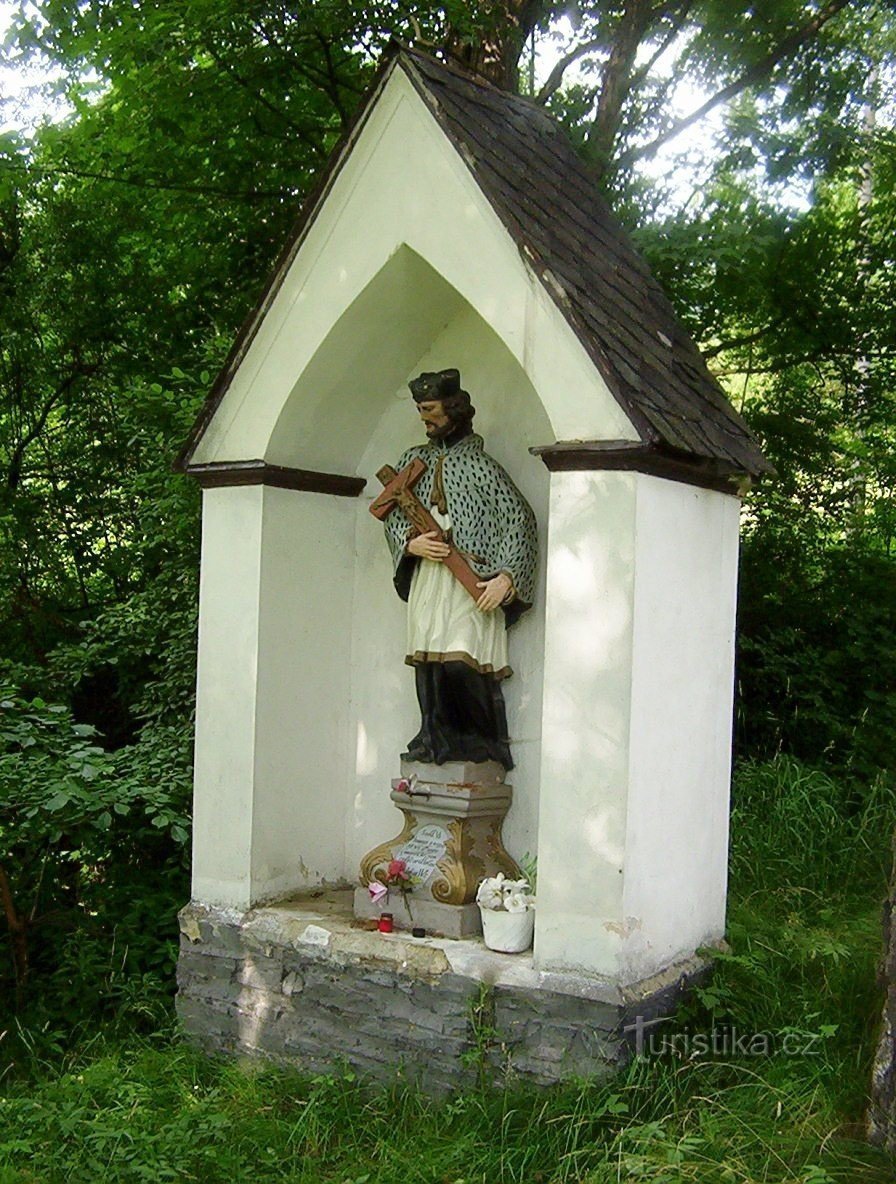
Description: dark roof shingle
403,49,770,477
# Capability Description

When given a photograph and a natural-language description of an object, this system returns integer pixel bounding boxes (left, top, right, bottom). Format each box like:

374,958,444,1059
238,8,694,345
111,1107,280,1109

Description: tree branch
202,39,329,156
247,20,366,97
536,37,606,104
712,350,849,378
702,318,785,359
637,70,677,128
407,14,437,49
5,359,99,491
629,0,696,88
0,158,292,201
314,32,350,129
622,0,852,167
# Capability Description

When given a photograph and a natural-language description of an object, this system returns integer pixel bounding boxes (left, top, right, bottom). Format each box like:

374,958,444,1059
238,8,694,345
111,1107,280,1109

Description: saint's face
417,399,452,439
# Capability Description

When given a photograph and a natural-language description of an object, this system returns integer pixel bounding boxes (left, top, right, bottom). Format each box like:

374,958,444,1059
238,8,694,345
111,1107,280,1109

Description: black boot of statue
402,661,513,770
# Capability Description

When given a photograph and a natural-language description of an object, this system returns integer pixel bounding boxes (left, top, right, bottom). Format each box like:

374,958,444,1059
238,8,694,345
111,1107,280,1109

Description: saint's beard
424,419,455,440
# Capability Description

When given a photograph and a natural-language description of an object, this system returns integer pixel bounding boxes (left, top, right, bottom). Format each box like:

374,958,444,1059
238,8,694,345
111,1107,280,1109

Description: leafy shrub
737,466,896,784
0,689,190,1050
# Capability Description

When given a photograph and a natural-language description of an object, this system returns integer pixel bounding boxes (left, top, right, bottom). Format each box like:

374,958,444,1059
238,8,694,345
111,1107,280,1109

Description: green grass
0,1029,892,1183
729,756,894,901
1,754,894,1183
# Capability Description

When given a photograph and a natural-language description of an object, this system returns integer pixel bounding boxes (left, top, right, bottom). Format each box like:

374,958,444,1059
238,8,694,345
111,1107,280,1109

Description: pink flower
368,881,388,905
395,778,410,793
388,858,407,879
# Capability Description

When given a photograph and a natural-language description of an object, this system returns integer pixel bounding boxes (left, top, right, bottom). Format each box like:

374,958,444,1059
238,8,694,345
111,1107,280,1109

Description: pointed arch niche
190,244,551,910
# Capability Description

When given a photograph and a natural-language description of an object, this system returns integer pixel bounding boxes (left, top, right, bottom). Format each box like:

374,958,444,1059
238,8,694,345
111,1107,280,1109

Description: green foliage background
0,9,893,1167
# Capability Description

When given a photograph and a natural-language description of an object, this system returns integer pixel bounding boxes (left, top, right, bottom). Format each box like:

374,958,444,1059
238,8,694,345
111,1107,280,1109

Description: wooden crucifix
369,458,481,601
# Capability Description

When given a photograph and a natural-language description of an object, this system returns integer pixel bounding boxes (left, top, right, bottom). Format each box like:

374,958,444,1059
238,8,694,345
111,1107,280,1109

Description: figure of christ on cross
373,368,537,771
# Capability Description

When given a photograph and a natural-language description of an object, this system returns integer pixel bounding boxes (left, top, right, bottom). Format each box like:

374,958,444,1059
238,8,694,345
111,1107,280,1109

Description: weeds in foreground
0,1034,892,1183
729,756,894,900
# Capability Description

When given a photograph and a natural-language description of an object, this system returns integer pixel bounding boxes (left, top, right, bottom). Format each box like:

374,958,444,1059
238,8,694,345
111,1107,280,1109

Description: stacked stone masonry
176,892,708,1091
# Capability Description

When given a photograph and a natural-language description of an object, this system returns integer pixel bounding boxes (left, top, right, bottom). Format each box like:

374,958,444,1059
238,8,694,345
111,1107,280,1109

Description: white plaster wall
346,304,551,873
191,485,354,908
251,487,355,898
192,486,262,906
621,478,740,980
534,471,637,977
534,472,740,983
189,64,636,475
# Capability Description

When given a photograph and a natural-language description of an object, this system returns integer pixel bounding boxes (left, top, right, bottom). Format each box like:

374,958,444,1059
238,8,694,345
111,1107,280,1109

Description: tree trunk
0,864,29,1010
869,832,896,1153
442,0,545,92
587,0,659,180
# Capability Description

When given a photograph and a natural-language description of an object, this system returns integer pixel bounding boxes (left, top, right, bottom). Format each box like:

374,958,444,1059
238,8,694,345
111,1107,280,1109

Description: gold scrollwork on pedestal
358,809,417,885
431,817,487,905
484,819,522,880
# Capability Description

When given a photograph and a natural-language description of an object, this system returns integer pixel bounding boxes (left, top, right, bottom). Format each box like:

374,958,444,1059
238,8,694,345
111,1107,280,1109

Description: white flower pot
479,906,534,954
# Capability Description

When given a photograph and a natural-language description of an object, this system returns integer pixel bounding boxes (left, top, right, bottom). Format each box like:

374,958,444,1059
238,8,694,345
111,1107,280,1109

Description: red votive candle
378,913,394,933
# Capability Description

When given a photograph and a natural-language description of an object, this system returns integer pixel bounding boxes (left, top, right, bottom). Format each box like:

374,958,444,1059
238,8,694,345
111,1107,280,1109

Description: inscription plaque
397,823,450,883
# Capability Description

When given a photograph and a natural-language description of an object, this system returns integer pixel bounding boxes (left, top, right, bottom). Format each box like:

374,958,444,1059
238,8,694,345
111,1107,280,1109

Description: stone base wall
176,892,706,1091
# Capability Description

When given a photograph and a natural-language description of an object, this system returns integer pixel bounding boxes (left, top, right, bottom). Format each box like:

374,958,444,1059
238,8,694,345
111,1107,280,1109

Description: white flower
476,882,504,910
478,875,534,911
504,892,532,914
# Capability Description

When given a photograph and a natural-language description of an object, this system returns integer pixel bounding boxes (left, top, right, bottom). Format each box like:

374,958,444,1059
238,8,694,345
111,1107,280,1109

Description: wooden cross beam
370,459,482,601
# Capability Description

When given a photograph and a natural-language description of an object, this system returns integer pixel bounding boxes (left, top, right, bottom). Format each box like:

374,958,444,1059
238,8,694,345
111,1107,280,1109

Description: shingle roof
179,45,770,479
401,49,770,477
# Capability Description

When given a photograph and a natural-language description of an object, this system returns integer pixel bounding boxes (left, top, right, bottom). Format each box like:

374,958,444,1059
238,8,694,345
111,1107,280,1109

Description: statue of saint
379,368,537,770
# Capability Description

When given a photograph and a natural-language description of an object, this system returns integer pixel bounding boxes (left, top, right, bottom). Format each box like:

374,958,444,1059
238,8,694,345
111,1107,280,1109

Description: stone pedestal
354,760,521,938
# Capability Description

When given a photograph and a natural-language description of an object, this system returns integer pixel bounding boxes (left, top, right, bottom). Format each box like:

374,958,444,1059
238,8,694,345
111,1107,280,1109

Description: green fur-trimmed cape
383,433,537,628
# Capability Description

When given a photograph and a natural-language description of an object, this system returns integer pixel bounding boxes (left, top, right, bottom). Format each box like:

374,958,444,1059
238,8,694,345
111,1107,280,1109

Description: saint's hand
476,573,512,613
407,531,450,561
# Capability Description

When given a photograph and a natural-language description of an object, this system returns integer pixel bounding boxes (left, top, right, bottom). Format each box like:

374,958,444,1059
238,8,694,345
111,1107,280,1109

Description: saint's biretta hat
409,368,461,401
